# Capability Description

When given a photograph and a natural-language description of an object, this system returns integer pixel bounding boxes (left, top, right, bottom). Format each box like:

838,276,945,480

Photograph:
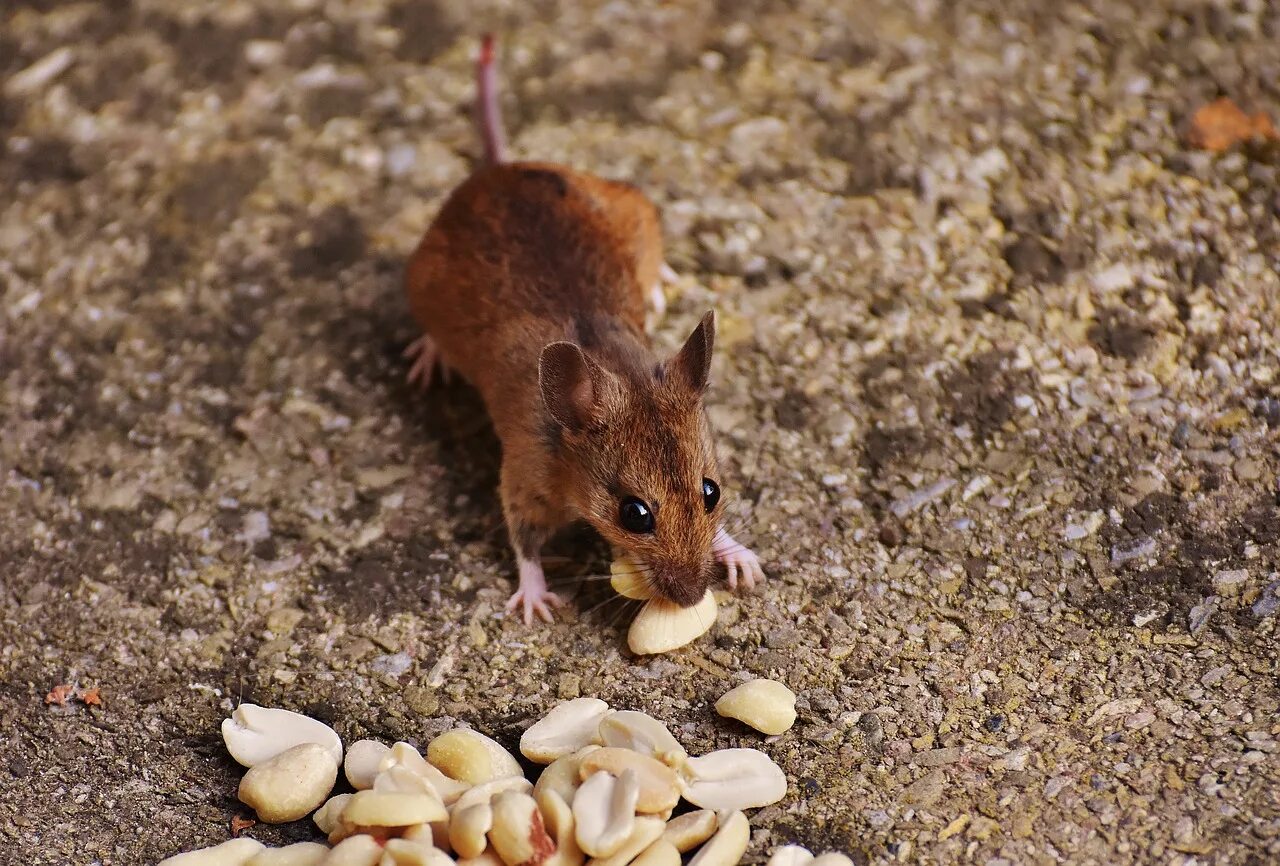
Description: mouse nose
652,559,714,607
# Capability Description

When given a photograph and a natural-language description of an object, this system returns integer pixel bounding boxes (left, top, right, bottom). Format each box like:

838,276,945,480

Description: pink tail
477,33,506,164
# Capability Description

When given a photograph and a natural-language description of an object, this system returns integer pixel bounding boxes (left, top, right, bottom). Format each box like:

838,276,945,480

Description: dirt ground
2,1,1279,864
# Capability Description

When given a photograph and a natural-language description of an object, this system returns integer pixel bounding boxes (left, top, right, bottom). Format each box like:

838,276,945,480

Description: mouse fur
403,35,764,623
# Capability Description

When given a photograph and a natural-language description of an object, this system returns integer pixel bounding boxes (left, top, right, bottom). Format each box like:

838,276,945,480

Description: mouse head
539,311,725,607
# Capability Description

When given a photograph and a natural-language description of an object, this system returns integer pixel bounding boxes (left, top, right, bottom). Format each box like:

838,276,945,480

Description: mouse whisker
580,591,632,621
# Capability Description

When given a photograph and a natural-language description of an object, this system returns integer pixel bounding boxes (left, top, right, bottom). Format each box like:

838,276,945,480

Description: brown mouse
403,34,763,624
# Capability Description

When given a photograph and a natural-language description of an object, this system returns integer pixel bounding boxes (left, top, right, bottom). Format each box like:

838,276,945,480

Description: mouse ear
539,342,617,430
667,310,715,395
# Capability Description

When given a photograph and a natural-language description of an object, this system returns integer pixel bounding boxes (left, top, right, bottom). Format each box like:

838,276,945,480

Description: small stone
403,686,439,716
557,673,581,699
371,653,413,677
915,747,963,767
1111,536,1156,566
900,769,945,806
1188,597,1218,635
1212,569,1248,597
1252,581,1280,619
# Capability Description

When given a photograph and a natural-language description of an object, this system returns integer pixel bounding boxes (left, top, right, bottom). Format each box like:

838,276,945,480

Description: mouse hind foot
403,333,454,389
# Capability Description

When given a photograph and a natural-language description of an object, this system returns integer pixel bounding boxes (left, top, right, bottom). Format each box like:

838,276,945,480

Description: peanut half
585,816,664,866
610,557,655,600
809,855,855,866
341,790,447,827
380,839,454,866
244,842,329,866
533,745,600,806
681,748,787,812
314,793,354,835
324,835,384,866
627,591,718,655
687,811,749,866
451,775,535,815
489,790,557,866
221,704,343,769
158,838,265,866
345,740,392,790
519,698,610,764
379,741,471,804
534,788,584,866
630,838,682,866
450,802,493,860
765,846,815,866
428,728,523,785
572,769,639,858
578,748,680,814
238,743,337,824
661,810,717,853
597,712,686,767
714,679,797,736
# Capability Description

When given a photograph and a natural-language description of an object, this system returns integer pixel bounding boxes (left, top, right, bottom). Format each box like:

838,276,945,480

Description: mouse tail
477,33,506,165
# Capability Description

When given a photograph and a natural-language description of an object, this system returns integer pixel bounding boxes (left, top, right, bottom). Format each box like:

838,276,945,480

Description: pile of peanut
159,686,851,866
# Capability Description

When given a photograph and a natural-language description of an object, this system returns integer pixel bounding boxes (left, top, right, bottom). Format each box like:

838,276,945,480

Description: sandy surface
2,1,1279,864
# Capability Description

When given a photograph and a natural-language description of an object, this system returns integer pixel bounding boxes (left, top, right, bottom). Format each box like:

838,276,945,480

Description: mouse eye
702,478,720,513
619,497,655,534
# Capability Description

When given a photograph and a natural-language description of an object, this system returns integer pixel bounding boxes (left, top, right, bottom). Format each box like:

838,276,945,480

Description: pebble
1110,536,1156,566
1252,581,1280,619
1211,569,1249,597
5,47,75,96
900,769,945,806
371,653,413,677
1188,597,1218,635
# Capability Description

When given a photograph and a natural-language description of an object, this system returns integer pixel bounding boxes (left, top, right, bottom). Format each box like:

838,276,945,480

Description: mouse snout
649,557,715,607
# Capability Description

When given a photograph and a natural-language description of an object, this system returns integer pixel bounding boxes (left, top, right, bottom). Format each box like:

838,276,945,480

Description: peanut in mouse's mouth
610,554,712,607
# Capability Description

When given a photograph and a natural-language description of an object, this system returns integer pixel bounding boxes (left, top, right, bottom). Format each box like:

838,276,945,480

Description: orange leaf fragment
1187,97,1280,152
230,815,257,836
45,684,75,706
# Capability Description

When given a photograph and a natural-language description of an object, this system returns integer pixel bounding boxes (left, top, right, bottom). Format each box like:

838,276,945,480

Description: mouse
403,34,764,624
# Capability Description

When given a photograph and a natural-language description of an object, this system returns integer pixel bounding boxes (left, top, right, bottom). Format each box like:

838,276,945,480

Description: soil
1,1,1278,864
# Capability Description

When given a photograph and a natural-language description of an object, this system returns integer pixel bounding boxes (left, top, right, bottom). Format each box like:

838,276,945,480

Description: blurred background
2,1,1279,864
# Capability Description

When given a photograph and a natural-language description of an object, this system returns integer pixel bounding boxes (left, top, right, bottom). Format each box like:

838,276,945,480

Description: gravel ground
2,1,1279,864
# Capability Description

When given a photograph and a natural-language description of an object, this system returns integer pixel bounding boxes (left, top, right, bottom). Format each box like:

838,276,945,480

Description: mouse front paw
713,529,765,592
505,586,565,625
504,557,565,624
403,334,453,389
